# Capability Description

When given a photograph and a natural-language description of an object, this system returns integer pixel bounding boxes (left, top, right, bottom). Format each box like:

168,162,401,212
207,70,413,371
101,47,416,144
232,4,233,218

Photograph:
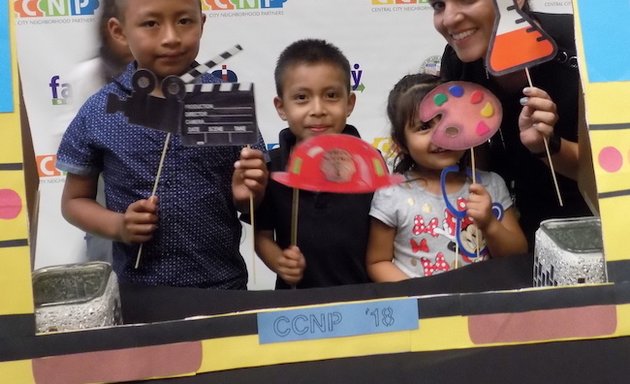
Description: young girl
366,74,527,282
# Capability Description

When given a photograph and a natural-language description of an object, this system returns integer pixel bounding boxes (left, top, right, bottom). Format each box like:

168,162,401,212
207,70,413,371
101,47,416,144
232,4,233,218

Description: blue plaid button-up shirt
57,62,266,289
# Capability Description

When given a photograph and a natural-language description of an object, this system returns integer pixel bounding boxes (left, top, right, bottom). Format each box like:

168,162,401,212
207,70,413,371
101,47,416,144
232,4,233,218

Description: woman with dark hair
429,0,591,246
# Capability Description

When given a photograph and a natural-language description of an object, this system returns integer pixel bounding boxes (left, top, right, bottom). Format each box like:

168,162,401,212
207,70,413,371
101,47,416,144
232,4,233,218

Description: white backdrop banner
14,0,569,288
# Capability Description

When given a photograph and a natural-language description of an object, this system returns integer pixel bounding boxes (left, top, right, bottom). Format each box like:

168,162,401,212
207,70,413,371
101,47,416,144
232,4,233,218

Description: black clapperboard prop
181,82,257,146
107,44,259,146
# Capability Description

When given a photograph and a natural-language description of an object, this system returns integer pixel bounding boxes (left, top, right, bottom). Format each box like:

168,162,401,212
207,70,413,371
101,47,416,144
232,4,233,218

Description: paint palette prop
419,81,502,150
486,0,557,76
271,134,404,193
107,44,258,146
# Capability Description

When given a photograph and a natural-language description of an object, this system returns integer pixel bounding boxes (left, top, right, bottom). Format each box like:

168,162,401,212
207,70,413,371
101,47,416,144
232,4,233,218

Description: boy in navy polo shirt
56,0,268,289
251,39,372,289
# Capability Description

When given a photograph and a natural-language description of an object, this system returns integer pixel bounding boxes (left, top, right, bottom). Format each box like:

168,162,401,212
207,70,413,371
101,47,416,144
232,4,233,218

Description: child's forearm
254,230,305,285
232,181,266,213
62,197,125,241
232,147,268,212
482,219,528,257
366,219,406,282
253,232,284,273
367,261,409,283
62,173,127,242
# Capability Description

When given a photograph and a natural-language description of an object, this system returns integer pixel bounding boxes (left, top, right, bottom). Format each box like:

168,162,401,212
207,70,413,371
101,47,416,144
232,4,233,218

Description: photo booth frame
2,1,630,382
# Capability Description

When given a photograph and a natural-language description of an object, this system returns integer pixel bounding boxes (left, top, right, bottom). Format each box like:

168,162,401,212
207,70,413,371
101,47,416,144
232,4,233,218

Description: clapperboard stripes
185,82,254,93
180,44,244,84
175,45,259,147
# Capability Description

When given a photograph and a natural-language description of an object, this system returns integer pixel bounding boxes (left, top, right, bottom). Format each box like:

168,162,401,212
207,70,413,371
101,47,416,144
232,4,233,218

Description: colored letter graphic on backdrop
13,0,99,17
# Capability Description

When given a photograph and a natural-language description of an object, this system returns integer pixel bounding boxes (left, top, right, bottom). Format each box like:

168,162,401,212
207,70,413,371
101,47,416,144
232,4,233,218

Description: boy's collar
278,125,361,147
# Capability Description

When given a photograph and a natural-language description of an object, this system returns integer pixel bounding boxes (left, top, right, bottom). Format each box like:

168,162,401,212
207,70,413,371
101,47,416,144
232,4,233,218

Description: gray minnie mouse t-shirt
370,170,512,278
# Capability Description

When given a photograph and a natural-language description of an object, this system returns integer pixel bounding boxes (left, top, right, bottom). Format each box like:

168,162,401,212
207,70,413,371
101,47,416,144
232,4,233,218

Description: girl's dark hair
387,73,443,174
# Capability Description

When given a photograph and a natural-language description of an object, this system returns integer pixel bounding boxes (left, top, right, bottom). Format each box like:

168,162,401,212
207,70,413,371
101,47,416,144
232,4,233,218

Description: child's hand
119,196,159,244
466,184,494,231
518,87,558,155
233,147,268,208
276,245,306,286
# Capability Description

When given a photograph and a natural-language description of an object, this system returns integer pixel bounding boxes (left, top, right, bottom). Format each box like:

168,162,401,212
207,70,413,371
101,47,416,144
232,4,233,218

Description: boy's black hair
114,0,202,20
113,0,127,16
274,39,352,98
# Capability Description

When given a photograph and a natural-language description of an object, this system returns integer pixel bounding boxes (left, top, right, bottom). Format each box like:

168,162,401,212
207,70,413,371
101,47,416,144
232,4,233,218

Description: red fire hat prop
271,134,403,193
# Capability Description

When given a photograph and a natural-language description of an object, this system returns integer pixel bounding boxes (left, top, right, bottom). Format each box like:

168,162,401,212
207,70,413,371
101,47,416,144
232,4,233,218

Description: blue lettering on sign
257,298,418,344
351,63,363,91
0,4,13,113
49,75,72,105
